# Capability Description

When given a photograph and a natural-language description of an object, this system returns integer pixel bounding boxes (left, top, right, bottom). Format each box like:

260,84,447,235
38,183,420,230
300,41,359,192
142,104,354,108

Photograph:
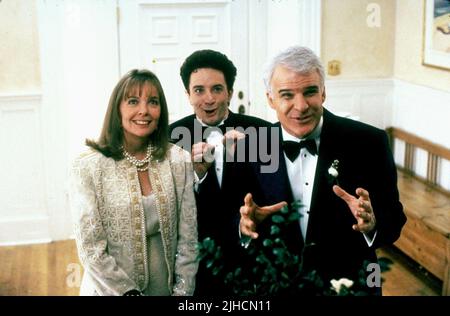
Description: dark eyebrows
304,85,319,92
277,85,319,94
191,84,224,90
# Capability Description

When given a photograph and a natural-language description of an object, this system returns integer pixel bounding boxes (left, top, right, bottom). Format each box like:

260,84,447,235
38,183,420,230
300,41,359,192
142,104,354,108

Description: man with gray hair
238,46,406,294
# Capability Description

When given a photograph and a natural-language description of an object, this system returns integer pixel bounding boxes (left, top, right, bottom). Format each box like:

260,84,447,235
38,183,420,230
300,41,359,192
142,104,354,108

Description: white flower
328,159,339,178
330,278,354,294
328,166,338,178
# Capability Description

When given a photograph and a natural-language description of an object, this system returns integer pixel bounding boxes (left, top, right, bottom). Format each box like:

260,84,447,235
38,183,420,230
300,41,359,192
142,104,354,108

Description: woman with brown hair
69,69,198,296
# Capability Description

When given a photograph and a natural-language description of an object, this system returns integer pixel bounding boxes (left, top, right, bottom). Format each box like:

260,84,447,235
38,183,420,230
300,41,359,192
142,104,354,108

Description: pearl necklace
122,144,151,172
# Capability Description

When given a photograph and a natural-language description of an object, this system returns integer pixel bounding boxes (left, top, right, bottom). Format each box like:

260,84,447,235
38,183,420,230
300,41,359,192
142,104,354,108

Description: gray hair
263,46,325,94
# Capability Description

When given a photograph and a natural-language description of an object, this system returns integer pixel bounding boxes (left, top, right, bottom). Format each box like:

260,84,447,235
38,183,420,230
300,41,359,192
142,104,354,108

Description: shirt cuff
238,229,252,249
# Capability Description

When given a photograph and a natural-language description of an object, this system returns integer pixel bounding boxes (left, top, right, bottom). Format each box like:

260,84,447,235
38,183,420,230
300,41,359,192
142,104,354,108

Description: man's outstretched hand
239,193,287,239
333,185,376,234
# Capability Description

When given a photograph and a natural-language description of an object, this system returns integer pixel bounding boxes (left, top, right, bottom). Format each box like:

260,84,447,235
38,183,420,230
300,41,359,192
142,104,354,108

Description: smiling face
187,68,232,126
120,83,161,148
267,65,325,138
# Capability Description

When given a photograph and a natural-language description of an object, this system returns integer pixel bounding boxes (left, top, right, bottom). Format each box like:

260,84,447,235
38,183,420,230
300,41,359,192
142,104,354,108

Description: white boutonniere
328,159,340,185
330,278,354,295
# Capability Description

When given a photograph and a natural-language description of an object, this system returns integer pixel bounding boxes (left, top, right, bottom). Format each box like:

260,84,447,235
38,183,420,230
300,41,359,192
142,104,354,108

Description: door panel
119,0,247,122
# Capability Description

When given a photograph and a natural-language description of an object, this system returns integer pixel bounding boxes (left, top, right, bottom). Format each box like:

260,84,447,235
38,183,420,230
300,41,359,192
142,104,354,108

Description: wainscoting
325,78,394,129
0,93,51,245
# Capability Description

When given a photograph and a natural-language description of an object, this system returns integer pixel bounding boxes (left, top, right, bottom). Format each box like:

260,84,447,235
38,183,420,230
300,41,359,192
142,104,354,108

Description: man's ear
185,89,190,97
228,89,234,105
321,87,326,103
185,90,195,109
267,92,276,110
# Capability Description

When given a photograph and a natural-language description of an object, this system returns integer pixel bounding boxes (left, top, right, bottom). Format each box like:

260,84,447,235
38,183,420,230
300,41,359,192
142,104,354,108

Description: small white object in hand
330,278,354,293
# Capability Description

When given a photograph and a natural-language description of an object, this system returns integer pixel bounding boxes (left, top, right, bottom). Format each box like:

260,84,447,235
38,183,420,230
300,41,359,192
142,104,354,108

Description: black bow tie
202,124,226,139
282,139,317,162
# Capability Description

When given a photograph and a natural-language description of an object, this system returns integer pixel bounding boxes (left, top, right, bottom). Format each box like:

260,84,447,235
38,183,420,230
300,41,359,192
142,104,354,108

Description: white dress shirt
193,115,227,191
281,117,322,241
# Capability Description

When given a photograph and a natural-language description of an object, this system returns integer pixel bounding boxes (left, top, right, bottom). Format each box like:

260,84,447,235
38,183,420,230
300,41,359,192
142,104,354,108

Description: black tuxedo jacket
238,108,406,288
169,111,272,295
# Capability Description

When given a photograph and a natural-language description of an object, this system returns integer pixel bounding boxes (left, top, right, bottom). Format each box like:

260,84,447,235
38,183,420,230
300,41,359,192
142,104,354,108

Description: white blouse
142,193,170,295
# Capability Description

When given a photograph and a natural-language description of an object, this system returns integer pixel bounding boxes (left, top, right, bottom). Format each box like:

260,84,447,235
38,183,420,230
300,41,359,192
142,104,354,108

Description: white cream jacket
69,144,198,296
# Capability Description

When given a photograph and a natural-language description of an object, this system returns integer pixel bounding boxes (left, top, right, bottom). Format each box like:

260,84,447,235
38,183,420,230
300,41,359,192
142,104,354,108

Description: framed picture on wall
423,0,450,70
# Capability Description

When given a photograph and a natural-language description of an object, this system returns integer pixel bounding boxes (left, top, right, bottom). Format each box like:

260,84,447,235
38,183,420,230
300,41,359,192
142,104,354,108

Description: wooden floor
0,240,442,296
376,246,442,296
0,240,80,296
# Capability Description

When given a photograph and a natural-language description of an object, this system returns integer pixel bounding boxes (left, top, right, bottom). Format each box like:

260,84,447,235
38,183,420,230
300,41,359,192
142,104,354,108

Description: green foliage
197,203,392,296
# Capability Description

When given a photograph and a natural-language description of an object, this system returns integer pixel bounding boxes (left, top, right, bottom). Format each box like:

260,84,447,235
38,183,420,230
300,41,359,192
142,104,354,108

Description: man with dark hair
170,49,271,296
179,49,237,98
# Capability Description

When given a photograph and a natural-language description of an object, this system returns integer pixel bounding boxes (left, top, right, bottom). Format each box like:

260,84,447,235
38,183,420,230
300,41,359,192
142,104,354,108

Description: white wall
39,0,119,243
324,79,393,128
392,80,450,149
0,0,121,245
0,93,50,245
59,1,120,160
0,0,41,92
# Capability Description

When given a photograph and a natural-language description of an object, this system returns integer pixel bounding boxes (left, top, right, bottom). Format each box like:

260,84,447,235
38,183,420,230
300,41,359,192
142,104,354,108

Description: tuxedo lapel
255,124,304,253
305,109,341,243
219,112,236,191
276,140,305,251
255,123,293,205
223,111,236,126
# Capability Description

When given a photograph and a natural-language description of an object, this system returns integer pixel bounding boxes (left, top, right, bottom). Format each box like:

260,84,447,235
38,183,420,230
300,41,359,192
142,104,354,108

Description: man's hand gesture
333,185,376,233
191,142,215,179
239,193,287,239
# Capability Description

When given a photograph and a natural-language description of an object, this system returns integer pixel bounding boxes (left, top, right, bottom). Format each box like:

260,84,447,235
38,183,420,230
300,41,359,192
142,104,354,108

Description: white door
118,0,250,123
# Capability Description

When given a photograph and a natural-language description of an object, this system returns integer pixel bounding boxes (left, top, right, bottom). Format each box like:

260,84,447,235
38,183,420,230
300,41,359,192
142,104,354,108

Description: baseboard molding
0,216,51,246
